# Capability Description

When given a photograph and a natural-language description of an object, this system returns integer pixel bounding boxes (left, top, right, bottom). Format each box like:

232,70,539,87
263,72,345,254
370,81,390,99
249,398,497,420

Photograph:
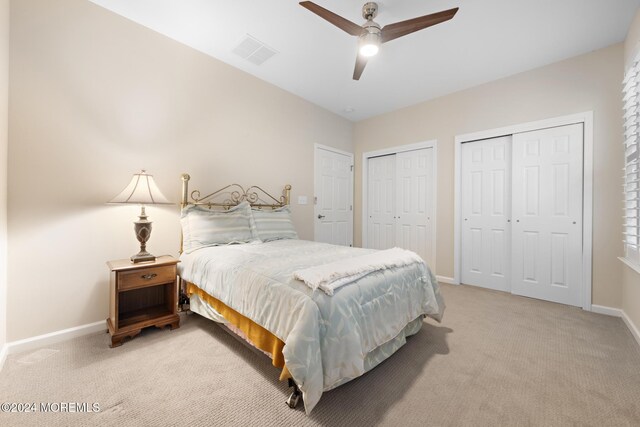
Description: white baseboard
5,320,106,356
591,305,623,317
622,311,640,348
436,275,458,285
0,343,7,371
591,305,640,348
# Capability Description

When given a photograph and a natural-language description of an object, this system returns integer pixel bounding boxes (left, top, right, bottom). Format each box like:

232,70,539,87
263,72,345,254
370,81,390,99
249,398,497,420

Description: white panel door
314,146,353,246
511,124,583,306
395,148,434,267
367,154,396,250
461,136,512,292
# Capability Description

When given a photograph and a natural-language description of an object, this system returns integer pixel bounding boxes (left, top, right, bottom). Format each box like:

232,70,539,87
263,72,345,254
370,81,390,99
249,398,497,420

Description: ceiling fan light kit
299,1,459,80
359,23,381,57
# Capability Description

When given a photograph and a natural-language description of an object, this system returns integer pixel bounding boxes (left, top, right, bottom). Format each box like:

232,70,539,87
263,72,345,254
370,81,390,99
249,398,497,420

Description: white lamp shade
109,170,171,205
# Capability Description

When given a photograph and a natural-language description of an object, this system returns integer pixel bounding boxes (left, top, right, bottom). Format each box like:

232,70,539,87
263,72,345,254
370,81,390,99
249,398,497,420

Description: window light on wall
623,56,640,268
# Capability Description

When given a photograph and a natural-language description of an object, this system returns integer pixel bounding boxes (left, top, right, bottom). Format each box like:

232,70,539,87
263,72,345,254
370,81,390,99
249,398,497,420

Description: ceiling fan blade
380,7,458,44
299,1,363,36
353,55,368,80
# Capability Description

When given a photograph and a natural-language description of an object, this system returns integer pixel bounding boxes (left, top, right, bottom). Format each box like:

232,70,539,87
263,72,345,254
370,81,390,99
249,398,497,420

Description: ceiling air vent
232,34,277,66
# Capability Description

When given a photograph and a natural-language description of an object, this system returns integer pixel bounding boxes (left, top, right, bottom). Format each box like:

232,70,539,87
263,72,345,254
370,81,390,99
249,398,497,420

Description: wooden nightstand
106,255,180,347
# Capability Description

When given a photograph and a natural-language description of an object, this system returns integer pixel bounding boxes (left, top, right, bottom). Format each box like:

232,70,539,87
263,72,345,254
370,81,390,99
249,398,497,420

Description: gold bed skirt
186,282,291,381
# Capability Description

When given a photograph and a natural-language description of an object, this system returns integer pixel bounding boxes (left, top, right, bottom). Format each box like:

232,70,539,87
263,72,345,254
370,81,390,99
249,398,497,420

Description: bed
177,174,445,414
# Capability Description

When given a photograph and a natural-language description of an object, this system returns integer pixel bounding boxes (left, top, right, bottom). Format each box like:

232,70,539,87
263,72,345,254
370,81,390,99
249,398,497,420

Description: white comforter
178,240,444,414
294,247,425,295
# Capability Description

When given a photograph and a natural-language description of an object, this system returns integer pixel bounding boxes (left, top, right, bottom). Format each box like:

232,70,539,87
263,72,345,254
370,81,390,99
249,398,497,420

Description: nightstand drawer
118,265,176,291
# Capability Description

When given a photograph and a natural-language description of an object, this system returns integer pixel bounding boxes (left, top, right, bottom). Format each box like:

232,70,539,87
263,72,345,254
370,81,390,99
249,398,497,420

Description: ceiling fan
299,2,459,80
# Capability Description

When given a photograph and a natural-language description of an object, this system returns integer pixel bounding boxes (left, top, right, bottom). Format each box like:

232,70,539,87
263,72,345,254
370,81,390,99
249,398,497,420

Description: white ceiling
89,0,640,121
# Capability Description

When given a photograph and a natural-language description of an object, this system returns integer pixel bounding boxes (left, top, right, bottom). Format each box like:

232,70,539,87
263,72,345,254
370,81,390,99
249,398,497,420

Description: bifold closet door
367,154,396,249
461,136,512,292
396,149,434,267
367,154,396,250
511,124,583,307
366,148,434,268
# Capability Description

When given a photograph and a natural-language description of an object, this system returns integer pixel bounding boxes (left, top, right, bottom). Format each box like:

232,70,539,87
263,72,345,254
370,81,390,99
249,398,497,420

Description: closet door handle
317,214,326,219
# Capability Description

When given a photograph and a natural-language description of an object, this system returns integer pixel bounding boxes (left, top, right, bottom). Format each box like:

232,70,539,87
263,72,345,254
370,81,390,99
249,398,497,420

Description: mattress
178,239,445,413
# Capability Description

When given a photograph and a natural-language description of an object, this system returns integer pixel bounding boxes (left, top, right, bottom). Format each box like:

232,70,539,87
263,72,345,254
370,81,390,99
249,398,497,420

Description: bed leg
178,291,190,312
286,378,302,409
178,278,190,312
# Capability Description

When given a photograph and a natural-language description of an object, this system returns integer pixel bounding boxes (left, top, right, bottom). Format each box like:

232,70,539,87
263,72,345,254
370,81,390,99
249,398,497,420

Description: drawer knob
141,273,158,280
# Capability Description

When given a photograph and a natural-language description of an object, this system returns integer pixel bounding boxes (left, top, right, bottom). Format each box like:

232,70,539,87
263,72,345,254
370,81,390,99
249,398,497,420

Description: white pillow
251,206,298,242
181,201,260,253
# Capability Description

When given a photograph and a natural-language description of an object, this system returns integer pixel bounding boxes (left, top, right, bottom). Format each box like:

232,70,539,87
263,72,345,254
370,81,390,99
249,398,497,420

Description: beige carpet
1,283,640,426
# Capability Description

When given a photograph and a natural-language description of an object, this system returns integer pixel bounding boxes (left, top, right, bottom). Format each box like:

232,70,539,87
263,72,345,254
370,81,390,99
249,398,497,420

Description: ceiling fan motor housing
362,2,378,20
362,19,381,35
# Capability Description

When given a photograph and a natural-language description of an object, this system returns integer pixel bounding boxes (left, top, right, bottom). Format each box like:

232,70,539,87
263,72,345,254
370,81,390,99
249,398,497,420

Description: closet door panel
461,136,512,291
367,155,396,250
511,123,583,306
395,148,434,267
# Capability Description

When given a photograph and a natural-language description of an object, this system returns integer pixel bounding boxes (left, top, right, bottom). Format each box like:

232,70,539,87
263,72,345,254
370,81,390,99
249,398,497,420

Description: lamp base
131,205,156,263
131,251,156,264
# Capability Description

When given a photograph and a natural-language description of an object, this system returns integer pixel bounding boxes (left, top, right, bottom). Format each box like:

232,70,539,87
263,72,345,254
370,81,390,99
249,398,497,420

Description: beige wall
0,0,8,350
623,8,640,334
354,44,624,308
7,0,352,341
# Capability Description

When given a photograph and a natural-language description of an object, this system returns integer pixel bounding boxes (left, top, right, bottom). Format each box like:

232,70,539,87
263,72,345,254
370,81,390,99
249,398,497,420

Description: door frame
362,139,438,273
453,112,594,311
313,143,354,246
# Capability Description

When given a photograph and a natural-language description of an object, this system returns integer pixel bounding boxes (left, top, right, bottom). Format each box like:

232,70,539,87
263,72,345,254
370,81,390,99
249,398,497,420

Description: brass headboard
179,173,292,252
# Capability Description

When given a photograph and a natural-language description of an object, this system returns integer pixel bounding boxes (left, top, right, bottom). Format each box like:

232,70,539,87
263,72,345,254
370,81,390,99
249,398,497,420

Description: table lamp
109,170,172,263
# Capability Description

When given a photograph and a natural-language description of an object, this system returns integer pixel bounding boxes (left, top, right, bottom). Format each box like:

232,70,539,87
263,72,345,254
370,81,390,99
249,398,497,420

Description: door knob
317,214,326,219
